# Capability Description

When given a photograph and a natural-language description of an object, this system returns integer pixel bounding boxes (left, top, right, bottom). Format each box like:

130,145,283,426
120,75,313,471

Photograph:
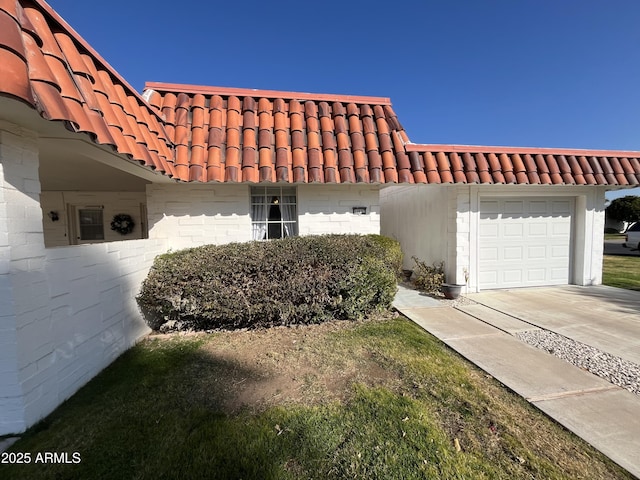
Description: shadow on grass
0,337,330,480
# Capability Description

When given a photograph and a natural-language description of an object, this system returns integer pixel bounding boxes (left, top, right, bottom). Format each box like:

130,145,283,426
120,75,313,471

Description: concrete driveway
394,284,640,477
467,285,640,365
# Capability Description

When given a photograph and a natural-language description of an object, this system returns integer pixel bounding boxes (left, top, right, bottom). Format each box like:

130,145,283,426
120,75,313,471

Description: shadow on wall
2,238,164,435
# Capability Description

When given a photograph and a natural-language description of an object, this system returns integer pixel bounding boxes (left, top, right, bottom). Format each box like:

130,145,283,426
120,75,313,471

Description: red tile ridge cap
33,0,163,120
405,143,640,158
144,82,392,105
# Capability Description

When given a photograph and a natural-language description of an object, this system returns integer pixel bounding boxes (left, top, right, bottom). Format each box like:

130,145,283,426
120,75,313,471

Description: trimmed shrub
138,234,401,331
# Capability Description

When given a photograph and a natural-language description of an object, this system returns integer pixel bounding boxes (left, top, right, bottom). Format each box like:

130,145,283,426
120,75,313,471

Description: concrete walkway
393,285,640,478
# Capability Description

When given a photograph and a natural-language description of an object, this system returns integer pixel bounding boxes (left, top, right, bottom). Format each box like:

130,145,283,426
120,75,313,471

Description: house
1,0,639,436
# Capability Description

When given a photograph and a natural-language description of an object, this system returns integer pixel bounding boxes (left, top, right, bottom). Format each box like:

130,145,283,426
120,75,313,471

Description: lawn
604,233,626,240
603,255,640,291
0,315,631,479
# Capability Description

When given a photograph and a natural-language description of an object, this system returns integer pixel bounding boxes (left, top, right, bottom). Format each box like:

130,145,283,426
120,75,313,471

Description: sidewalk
393,285,640,479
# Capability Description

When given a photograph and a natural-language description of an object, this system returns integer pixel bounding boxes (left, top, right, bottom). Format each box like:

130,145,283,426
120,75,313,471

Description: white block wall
0,126,38,434
381,183,608,292
297,184,380,235
40,191,147,247
148,183,381,251
0,124,168,435
146,184,252,250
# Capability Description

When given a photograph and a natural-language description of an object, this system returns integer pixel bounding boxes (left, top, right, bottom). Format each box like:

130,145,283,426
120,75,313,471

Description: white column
0,124,49,435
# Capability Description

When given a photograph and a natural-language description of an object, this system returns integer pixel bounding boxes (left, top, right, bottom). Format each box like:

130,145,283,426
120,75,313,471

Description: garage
478,197,574,289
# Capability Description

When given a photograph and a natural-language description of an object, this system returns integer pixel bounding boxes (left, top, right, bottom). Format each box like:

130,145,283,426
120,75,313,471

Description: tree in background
606,196,640,226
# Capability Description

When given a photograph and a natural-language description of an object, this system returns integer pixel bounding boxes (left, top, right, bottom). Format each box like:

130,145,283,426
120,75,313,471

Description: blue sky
49,0,640,199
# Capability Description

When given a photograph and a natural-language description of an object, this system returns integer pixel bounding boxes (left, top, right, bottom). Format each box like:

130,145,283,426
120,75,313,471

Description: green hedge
138,234,402,331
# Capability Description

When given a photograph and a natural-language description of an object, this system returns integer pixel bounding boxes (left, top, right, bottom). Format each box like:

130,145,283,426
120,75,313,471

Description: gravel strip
516,330,640,396
439,295,477,307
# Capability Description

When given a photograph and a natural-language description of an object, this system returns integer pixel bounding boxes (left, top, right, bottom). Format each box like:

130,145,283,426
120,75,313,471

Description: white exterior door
478,197,574,289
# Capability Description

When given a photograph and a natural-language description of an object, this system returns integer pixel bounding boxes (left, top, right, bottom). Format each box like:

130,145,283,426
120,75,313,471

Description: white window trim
250,186,298,240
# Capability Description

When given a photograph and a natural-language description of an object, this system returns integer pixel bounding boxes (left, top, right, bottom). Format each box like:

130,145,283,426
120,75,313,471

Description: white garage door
478,197,573,289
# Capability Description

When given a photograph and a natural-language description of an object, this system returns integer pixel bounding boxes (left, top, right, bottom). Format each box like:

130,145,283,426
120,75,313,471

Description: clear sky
48,0,640,199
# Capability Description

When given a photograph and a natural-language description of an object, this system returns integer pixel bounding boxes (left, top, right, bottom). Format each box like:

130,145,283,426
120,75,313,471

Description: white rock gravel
516,329,640,396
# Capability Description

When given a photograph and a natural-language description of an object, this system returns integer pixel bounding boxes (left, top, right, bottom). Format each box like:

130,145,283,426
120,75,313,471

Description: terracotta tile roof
1,1,640,187
0,0,175,177
404,144,640,186
143,82,417,183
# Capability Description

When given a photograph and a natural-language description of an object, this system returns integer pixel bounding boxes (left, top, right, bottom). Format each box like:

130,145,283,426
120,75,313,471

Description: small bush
412,257,445,294
138,234,402,331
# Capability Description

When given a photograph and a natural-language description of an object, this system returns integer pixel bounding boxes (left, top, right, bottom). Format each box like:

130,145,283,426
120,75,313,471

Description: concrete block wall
0,123,168,435
148,183,381,251
40,239,166,411
40,191,147,247
0,125,49,434
450,186,471,287
298,184,380,236
146,184,251,250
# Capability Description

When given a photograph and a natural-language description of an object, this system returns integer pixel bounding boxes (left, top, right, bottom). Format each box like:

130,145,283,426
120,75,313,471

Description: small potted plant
441,268,468,300
402,269,413,282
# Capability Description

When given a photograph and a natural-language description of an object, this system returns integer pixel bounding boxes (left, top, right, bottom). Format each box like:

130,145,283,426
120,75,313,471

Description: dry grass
1,314,632,479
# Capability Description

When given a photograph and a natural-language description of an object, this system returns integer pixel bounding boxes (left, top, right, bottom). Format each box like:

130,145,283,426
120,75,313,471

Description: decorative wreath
110,214,135,235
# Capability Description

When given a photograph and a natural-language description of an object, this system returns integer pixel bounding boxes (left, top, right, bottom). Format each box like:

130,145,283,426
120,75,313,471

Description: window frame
250,186,298,240
69,205,105,244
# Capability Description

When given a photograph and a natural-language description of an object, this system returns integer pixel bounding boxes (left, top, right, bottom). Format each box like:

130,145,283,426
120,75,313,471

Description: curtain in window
280,201,296,237
251,203,267,240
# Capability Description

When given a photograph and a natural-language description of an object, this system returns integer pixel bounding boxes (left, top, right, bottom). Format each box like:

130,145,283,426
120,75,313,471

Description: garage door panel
479,197,573,289
503,270,523,283
528,223,548,236
551,267,568,280
529,201,548,215
527,269,546,282
504,200,524,214
552,223,571,236
552,200,572,214
503,246,523,260
527,245,546,259
503,224,524,237
479,223,499,238
480,200,500,214
551,245,570,258
479,246,499,261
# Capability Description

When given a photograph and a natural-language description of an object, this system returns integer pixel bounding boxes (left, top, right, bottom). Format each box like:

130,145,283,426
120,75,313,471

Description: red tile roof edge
144,82,393,106
35,0,162,121
405,143,640,159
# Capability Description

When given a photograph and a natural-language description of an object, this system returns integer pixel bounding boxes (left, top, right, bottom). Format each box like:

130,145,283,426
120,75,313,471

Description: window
77,208,104,241
251,187,297,240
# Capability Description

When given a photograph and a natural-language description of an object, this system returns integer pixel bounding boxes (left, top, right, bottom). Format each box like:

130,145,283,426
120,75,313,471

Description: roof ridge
405,143,640,158
144,82,392,105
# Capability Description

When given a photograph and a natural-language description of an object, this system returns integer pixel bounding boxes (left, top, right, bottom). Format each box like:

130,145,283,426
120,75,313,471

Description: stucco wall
0,124,168,435
40,191,147,247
